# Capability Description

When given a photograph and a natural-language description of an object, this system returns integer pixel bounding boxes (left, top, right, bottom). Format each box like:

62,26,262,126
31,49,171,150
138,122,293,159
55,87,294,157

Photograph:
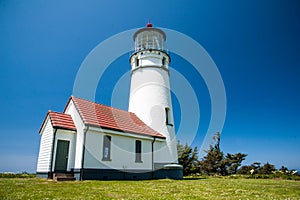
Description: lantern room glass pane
135,31,165,51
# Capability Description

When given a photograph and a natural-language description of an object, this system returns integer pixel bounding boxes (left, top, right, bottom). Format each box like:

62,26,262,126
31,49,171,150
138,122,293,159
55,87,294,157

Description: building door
54,140,70,172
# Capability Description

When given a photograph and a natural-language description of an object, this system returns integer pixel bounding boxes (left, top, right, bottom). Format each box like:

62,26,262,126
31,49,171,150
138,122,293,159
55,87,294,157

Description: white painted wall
52,130,76,171
129,50,178,163
64,100,85,169
130,50,169,71
84,129,154,171
129,67,171,127
36,117,54,172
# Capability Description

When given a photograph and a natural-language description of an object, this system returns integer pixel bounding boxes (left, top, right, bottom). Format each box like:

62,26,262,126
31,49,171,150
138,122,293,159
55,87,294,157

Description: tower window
102,135,111,161
135,140,142,162
165,107,173,126
162,57,166,66
136,58,139,67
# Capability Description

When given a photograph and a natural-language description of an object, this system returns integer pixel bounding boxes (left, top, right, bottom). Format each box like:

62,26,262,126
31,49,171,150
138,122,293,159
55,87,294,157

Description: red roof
39,111,76,133
69,96,165,139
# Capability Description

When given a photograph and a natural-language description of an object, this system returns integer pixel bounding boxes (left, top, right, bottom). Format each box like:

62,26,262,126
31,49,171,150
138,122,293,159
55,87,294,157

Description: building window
135,140,142,162
162,57,166,66
165,107,173,126
136,58,139,67
102,135,111,161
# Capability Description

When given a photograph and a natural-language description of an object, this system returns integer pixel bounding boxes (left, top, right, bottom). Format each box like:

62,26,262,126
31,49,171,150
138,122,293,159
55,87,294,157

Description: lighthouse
129,22,178,164
36,22,183,181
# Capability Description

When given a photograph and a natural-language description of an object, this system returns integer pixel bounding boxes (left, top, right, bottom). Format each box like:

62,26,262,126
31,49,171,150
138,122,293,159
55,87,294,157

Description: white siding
154,140,170,163
64,100,85,169
36,118,54,172
84,130,153,170
53,130,76,171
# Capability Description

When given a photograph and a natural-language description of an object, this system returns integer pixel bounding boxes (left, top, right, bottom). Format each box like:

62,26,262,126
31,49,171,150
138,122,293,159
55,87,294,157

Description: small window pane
165,107,173,126
135,140,142,162
102,135,111,160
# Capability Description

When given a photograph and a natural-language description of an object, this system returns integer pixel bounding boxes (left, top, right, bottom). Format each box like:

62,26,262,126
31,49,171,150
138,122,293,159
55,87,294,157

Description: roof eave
86,124,166,139
53,126,77,132
38,111,51,134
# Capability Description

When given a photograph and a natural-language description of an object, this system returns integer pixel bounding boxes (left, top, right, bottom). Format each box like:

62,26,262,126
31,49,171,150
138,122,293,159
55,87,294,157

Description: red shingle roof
69,96,165,139
39,111,76,133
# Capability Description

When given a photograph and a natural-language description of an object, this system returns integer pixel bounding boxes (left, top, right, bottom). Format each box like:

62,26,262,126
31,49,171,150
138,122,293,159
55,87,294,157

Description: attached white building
37,96,182,180
36,23,183,180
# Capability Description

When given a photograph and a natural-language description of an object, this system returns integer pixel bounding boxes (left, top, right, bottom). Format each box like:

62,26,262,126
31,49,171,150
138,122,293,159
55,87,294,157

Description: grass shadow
182,176,207,181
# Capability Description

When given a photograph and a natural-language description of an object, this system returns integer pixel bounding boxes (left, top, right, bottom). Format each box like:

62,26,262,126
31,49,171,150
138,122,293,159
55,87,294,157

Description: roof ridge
71,96,136,114
48,110,72,116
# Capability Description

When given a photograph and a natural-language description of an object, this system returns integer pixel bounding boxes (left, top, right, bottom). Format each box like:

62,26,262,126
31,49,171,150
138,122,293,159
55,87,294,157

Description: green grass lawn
0,177,299,199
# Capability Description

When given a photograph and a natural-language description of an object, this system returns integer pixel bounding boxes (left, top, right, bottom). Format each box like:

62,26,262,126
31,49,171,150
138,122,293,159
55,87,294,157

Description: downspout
80,126,89,181
49,128,57,179
151,137,156,179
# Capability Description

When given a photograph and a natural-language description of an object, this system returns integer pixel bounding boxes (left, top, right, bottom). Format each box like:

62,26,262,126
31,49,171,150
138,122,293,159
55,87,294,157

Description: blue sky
0,0,299,172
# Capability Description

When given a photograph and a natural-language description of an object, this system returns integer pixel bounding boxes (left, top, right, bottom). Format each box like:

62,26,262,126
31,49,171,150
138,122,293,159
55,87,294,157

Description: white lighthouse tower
129,22,178,165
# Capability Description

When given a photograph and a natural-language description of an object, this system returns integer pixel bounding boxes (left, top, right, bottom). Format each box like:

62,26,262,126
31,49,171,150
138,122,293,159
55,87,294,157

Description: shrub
0,172,36,178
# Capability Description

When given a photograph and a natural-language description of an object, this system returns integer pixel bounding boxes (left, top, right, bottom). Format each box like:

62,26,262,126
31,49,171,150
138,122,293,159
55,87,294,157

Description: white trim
87,126,165,141
39,115,50,135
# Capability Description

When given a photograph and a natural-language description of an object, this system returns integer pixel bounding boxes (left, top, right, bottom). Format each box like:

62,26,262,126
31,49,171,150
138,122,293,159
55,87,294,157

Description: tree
199,132,224,175
260,162,276,174
251,162,262,174
177,141,199,176
200,145,224,175
238,162,276,175
224,153,247,174
199,132,247,175
237,165,254,175
279,166,289,174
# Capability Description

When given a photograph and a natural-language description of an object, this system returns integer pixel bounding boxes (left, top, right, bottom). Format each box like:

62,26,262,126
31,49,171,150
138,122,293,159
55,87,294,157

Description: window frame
162,57,166,66
136,58,139,67
135,140,142,163
102,135,112,161
165,107,173,126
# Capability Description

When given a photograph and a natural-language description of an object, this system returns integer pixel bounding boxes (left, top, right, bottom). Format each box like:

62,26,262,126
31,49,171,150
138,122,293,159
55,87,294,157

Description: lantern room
133,22,166,52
